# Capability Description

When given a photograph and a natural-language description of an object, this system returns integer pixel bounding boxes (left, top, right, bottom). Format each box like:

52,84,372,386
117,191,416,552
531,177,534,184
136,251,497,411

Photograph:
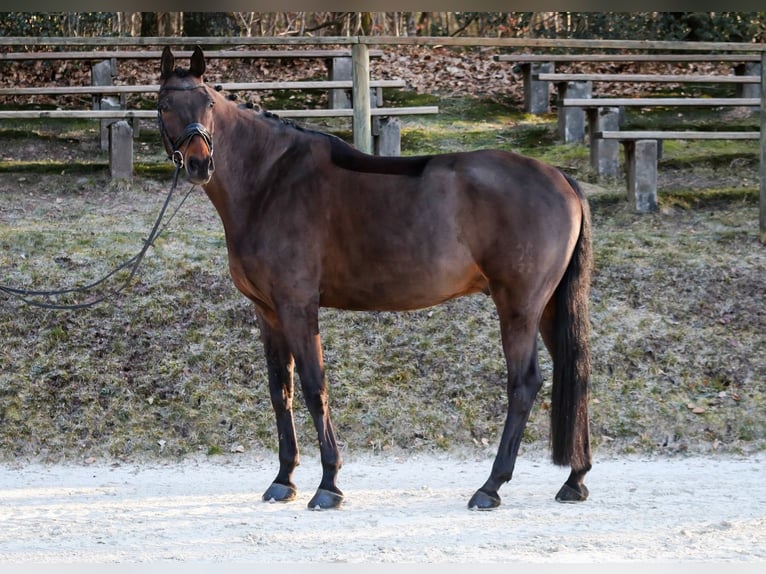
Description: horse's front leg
278,301,344,510
257,313,301,503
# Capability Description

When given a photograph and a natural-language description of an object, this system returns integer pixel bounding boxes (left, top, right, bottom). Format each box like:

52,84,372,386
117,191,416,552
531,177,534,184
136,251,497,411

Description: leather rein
0,83,213,310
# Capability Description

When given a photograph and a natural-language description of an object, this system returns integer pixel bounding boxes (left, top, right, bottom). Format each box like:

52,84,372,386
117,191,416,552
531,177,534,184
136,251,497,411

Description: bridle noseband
158,84,214,170
167,122,214,169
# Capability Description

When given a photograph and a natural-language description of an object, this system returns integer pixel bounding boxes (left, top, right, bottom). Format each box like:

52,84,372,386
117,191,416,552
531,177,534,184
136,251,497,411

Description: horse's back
423,149,584,269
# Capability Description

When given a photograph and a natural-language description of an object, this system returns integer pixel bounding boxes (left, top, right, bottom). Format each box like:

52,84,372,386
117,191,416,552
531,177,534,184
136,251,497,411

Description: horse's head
158,46,215,185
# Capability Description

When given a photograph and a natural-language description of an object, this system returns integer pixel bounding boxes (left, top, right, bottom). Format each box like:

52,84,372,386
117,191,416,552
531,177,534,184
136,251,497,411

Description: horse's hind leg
468,288,544,510
258,315,301,503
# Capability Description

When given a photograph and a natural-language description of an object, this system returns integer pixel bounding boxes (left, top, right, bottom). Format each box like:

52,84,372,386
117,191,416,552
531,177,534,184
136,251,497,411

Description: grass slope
0,93,763,463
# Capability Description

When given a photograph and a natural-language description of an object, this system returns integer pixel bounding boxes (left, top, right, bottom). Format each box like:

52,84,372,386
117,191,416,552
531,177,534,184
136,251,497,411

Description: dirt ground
0,449,764,564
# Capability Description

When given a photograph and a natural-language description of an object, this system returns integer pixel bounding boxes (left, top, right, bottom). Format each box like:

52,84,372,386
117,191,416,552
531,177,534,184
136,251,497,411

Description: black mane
328,137,431,176
223,90,431,177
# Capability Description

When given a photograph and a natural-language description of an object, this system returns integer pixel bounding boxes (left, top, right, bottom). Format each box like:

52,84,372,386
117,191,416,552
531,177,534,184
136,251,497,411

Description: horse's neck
202,108,288,226
219,109,294,169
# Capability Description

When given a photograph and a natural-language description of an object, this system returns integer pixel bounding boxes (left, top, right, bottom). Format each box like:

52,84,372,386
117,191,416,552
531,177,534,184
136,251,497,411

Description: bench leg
734,62,761,112
557,80,592,143
587,106,620,178
91,59,119,151
98,97,122,151
521,62,553,114
329,56,352,110
109,120,133,181
373,116,400,156
329,56,380,110
624,140,658,213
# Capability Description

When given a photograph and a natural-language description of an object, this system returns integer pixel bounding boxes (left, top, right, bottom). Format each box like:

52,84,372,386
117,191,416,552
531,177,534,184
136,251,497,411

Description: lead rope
0,165,195,310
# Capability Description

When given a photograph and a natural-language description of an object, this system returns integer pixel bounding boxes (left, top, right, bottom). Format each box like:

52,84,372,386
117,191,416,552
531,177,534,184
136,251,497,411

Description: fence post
92,59,116,152
760,51,766,244
109,120,133,181
352,42,372,154
328,56,352,109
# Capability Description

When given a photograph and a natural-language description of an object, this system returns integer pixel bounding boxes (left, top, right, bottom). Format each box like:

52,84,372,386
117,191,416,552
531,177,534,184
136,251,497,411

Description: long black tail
550,173,593,469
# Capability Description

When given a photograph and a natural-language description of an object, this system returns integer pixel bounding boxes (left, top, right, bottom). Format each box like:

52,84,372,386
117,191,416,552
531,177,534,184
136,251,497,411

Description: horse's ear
160,46,174,80
190,46,206,78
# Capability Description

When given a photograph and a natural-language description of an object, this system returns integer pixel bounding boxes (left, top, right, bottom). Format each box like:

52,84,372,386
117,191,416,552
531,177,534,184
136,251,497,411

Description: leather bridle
157,84,214,170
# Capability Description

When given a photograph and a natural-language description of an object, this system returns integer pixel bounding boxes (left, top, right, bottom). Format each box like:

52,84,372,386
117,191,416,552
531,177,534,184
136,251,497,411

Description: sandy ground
0,450,763,564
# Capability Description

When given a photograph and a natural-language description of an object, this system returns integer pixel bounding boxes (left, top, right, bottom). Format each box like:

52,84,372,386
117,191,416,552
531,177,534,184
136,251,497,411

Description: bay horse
158,47,593,511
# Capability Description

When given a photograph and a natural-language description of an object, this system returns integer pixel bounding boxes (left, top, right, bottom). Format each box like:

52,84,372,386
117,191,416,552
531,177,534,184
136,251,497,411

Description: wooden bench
592,130,760,213
0,46,439,176
544,69,762,144
0,46,389,145
493,52,762,115
0,47,385,106
0,93,438,179
560,96,760,181
0,102,439,180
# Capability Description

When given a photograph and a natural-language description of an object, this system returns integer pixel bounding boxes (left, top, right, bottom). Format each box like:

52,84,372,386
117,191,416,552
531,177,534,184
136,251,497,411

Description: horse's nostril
188,156,208,173
185,155,213,182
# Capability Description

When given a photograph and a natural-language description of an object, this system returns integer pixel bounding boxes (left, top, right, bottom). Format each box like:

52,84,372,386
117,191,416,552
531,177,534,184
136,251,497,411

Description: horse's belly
319,257,488,311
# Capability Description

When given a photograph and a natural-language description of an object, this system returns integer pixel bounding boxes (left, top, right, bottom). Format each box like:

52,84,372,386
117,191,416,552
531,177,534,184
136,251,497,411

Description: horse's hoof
555,482,589,503
307,488,344,510
262,482,297,503
468,489,501,510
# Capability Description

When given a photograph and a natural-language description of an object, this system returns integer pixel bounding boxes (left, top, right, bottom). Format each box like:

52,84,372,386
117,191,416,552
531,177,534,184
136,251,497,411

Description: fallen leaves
688,403,706,415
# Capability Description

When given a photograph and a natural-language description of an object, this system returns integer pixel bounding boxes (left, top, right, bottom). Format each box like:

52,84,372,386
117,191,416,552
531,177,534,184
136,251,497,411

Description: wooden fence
2,35,765,243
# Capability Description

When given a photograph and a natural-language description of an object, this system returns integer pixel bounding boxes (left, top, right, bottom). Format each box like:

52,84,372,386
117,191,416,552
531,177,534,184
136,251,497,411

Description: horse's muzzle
185,154,215,185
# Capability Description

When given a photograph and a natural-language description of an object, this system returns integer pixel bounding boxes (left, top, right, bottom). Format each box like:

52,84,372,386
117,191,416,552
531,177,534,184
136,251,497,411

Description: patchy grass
587,196,764,455
0,94,764,465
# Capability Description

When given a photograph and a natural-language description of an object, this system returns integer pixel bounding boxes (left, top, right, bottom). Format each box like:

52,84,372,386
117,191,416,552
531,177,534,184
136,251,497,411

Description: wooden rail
0,107,439,120
0,41,429,154
537,73,760,84
494,53,762,63
561,97,761,107
596,130,760,140
1,35,765,51
0,80,407,97
0,49,384,61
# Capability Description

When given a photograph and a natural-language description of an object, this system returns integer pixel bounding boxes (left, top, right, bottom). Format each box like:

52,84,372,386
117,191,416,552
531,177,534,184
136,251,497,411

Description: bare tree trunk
115,12,142,36
360,12,372,35
157,12,182,36
63,13,79,36
235,12,258,37
416,12,430,36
